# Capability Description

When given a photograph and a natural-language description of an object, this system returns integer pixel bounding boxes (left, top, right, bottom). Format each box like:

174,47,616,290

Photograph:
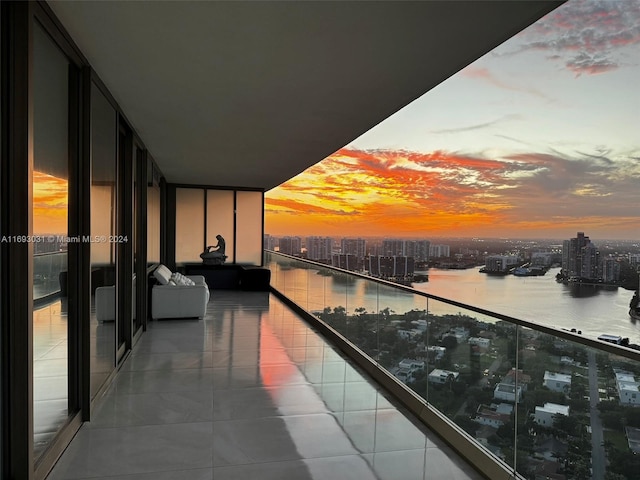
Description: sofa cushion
170,272,196,286
171,272,184,285
153,264,172,285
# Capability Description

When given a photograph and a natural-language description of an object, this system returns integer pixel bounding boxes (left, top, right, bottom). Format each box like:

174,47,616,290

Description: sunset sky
265,0,640,240
33,171,68,235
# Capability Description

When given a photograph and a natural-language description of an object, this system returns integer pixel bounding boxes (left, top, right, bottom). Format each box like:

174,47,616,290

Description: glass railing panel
513,326,640,480
265,252,284,294
276,256,295,304
291,261,311,311
344,276,382,360
306,264,329,324
587,347,640,480
372,282,422,386
421,296,517,468
316,270,380,359
322,269,355,342
290,261,307,309
34,252,68,300
265,251,640,480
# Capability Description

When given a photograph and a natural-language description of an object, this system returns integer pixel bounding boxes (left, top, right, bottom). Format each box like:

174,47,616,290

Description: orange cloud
33,171,68,234
266,146,639,239
266,147,517,236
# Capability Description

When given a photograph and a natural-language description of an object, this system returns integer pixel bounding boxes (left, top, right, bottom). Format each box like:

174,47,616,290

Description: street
588,350,606,480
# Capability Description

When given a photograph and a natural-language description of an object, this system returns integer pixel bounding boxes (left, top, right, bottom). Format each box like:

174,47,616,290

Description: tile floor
47,290,484,480
34,298,69,456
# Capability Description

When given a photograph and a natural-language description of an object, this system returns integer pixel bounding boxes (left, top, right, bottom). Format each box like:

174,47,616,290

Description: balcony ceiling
49,1,563,191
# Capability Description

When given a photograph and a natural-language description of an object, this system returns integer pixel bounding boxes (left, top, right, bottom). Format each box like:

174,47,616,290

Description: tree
451,380,466,395
600,411,623,430
454,416,478,436
496,419,515,443
379,307,395,318
605,472,628,480
441,335,458,350
625,408,640,428
607,449,640,479
333,305,346,318
553,414,580,437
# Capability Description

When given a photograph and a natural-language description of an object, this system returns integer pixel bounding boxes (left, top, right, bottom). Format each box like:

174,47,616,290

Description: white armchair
151,264,210,320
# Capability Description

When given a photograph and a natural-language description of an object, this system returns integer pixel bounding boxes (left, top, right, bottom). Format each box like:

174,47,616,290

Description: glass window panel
206,189,234,262
235,191,263,265
147,163,160,265
175,188,204,263
90,82,117,400
133,147,141,330
32,22,69,457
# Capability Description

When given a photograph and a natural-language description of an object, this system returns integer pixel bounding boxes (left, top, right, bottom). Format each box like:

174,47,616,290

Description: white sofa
151,264,210,319
95,276,136,322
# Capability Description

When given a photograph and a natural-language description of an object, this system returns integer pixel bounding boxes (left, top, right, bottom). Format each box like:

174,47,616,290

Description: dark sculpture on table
200,234,227,265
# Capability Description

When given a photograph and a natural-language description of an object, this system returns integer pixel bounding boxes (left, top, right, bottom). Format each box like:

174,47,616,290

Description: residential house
616,372,640,406
494,383,523,403
428,369,459,385
543,371,571,393
534,403,570,427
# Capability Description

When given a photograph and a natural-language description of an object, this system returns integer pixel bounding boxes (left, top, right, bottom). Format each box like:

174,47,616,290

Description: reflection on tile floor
34,299,69,456
34,294,116,457
48,291,484,480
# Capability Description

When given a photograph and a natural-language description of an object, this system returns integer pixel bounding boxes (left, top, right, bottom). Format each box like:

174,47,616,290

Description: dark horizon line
265,233,639,243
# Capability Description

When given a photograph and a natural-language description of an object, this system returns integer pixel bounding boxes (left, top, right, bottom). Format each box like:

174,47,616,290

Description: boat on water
513,265,548,277
598,334,627,345
479,267,510,275
630,291,640,320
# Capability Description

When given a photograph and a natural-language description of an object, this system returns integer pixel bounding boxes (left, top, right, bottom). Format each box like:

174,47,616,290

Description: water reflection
563,283,604,299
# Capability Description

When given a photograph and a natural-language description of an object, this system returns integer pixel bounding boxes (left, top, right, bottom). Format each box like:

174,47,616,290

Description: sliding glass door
89,82,117,400
32,20,72,458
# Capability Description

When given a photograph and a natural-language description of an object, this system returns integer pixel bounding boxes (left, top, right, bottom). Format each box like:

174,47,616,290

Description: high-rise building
332,253,363,272
531,251,556,267
366,256,415,278
429,244,450,258
382,239,405,256
264,234,277,251
278,236,302,256
484,255,519,273
601,257,621,283
562,232,599,280
413,240,431,262
404,241,416,258
306,236,333,262
581,242,599,280
340,237,366,258
378,239,429,262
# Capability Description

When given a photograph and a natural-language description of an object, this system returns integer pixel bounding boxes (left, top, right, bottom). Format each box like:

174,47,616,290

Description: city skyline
265,0,640,240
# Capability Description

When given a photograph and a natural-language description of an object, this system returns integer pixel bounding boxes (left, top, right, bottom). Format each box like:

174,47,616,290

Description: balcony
45,252,640,480
46,289,481,480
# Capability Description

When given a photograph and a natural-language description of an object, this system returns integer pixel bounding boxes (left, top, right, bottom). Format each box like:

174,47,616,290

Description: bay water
299,266,637,342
